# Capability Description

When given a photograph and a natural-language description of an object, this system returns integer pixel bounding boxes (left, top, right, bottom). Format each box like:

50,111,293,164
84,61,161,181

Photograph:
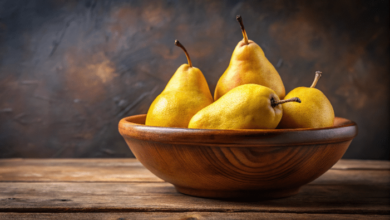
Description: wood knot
181,216,199,220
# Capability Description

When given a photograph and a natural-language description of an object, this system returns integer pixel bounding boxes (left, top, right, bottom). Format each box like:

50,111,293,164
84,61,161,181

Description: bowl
118,114,357,199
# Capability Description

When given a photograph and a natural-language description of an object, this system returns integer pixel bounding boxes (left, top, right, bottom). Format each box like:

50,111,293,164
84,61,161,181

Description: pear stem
310,71,322,88
271,97,301,108
236,15,249,45
175,40,192,67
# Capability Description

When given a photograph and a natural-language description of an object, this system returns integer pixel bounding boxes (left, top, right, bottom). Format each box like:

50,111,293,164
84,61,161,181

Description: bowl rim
118,114,358,147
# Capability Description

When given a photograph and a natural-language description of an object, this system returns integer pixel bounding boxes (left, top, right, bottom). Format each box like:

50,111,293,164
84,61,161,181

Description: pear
145,40,213,128
214,15,285,100
278,71,335,129
189,84,300,130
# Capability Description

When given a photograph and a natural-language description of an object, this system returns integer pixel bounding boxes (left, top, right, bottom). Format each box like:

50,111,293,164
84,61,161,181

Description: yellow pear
189,84,300,130
278,71,335,129
145,40,213,128
214,15,285,100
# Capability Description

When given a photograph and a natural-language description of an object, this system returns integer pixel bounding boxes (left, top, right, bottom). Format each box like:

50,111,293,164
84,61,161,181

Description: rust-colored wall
0,0,389,159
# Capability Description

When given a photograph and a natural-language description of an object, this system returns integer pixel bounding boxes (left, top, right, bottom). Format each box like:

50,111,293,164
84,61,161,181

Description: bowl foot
174,185,300,200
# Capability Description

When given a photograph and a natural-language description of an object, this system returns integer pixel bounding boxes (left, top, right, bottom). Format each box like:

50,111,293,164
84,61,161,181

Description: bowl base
174,185,300,200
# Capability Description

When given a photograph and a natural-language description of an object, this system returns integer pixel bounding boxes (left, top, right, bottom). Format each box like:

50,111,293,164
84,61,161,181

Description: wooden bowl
118,114,357,199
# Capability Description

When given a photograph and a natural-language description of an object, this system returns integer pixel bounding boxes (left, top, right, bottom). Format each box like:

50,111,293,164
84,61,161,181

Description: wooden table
0,159,389,219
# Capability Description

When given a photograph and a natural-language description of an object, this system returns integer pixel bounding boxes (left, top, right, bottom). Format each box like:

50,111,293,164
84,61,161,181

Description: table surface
0,158,389,220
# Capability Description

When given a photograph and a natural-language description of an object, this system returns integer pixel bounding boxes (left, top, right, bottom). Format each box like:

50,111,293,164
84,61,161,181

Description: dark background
0,0,389,159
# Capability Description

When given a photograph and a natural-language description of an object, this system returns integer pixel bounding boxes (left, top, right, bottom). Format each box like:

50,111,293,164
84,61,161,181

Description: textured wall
0,0,389,159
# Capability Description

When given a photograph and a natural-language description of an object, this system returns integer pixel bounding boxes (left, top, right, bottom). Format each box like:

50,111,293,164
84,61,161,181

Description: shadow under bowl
118,114,357,199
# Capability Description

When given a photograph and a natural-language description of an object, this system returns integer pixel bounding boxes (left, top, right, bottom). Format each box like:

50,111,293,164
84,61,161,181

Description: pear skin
189,84,300,130
145,41,213,128
278,71,335,129
214,15,285,100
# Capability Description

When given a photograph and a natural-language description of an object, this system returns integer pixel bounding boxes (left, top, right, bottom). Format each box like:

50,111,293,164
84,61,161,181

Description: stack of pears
145,16,334,130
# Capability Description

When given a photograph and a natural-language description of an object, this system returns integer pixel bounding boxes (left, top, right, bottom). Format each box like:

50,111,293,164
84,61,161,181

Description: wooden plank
1,159,389,183
332,160,390,170
0,182,389,214
0,212,388,220
312,170,390,185
0,158,163,182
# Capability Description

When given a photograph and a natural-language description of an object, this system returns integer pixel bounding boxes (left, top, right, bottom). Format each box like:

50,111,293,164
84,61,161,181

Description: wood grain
312,170,390,185
0,159,389,218
0,158,162,182
332,159,390,170
0,212,388,220
0,182,389,214
1,159,389,185
118,115,357,198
